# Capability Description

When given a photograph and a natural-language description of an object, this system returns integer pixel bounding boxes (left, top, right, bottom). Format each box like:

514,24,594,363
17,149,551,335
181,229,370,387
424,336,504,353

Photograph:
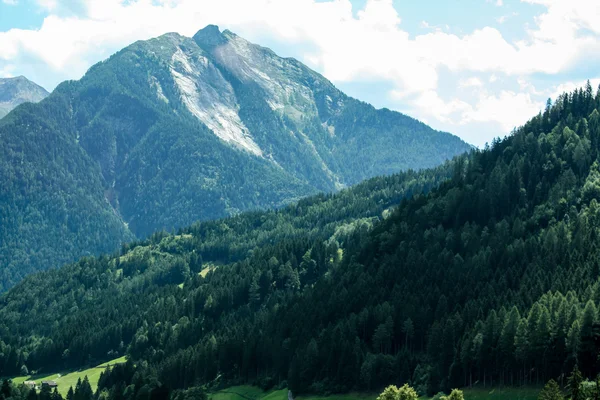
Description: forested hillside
0,25,469,291
0,164,455,375
0,100,135,289
2,82,600,400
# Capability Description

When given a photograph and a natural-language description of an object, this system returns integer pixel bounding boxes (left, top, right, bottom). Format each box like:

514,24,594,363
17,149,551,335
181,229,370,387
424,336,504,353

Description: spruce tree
568,365,583,400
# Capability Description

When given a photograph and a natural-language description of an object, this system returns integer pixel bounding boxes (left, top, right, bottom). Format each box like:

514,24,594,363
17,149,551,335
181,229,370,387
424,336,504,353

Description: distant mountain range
0,76,48,119
0,25,470,290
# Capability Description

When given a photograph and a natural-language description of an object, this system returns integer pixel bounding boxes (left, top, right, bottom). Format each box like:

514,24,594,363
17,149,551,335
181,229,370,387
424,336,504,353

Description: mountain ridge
0,25,470,291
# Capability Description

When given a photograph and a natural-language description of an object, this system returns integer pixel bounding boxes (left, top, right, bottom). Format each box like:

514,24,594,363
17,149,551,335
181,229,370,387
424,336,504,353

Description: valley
1,82,600,400
0,3,599,400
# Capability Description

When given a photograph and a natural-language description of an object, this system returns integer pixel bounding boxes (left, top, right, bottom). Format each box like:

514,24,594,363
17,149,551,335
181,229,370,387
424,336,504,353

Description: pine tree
567,321,581,361
39,385,52,400
579,300,598,375
249,278,261,305
499,307,520,377
51,388,63,400
514,319,529,384
567,365,583,400
74,378,82,400
0,380,11,400
534,306,552,381
538,379,563,400
589,110,600,155
402,318,414,349
74,376,93,400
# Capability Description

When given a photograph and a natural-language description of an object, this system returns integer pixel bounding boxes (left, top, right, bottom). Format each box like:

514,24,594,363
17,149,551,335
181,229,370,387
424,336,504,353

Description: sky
1,0,600,147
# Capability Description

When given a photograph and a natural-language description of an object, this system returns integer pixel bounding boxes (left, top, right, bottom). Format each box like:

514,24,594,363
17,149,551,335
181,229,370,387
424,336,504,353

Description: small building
23,381,36,389
41,381,58,389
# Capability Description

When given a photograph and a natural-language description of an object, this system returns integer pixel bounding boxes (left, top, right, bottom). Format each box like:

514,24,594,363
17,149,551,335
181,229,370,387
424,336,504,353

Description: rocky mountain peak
193,24,228,49
0,75,48,118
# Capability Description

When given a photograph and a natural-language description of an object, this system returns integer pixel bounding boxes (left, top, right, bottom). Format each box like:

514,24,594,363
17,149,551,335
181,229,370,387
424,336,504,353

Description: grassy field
209,386,286,400
208,385,540,400
299,393,376,400
208,386,378,400
457,386,540,400
10,356,127,396
179,264,219,288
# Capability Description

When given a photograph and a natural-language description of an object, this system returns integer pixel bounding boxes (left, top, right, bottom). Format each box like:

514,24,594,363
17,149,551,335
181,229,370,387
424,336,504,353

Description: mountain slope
0,76,48,119
0,84,598,398
0,97,134,290
103,26,469,236
0,26,469,290
190,25,467,185
0,163,456,374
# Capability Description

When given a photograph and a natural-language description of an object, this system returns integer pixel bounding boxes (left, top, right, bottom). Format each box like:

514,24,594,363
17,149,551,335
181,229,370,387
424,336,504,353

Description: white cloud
497,12,518,24
522,0,600,37
420,20,447,32
400,85,543,135
36,0,57,11
412,90,472,124
0,0,599,146
0,66,15,77
462,90,543,131
517,77,545,96
2,0,18,5
459,77,484,88
3,0,594,91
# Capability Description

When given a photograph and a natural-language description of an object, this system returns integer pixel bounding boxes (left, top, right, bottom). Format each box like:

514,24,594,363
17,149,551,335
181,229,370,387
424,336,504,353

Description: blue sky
1,0,599,147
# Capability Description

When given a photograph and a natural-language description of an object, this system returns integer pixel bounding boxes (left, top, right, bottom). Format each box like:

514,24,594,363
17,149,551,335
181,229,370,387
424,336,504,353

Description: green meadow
10,356,127,396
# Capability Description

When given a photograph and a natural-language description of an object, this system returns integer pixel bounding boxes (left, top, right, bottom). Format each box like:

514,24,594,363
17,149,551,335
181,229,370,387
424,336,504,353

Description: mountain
0,83,598,399
0,76,48,119
0,25,470,291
